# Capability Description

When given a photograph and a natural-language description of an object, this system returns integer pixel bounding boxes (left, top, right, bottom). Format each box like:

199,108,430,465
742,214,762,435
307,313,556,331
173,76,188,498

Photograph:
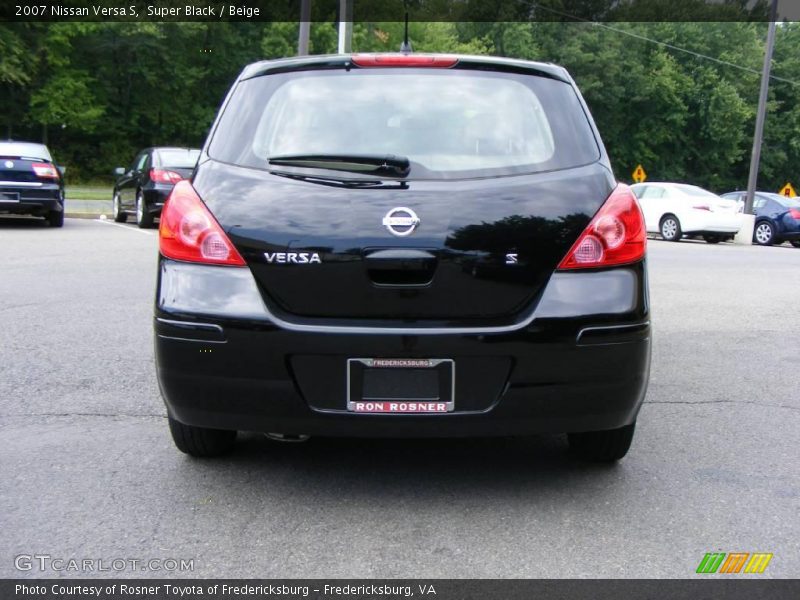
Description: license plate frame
347,358,455,413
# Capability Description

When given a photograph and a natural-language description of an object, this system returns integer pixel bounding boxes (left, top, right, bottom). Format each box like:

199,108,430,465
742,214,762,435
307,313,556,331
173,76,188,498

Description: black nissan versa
155,54,651,462
113,147,200,228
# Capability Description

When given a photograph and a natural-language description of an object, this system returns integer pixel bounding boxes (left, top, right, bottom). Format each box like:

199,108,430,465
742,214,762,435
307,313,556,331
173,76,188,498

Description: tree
1,18,795,189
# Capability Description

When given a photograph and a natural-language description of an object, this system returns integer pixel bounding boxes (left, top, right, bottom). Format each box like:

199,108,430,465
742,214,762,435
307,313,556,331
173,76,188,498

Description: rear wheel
568,422,636,462
753,221,775,246
660,215,681,242
136,191,154,229
167,415,237,457
47,209,64,228
703,235,721,244
112,191,126,223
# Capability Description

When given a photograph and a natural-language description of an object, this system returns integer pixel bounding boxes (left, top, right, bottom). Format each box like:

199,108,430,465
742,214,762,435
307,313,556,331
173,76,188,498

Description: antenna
400,11,412,53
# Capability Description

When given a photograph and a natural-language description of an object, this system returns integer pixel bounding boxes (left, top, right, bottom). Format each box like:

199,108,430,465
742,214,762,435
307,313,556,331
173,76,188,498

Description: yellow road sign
779,182,796,198
632,164,647,184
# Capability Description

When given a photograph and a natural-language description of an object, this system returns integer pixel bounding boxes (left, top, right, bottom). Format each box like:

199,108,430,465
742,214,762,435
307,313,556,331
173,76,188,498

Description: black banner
1,0,798,23
3,580,800,600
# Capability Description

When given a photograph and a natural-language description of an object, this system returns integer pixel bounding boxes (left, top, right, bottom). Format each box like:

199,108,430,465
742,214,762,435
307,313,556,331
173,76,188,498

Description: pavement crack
0,303,40,312
0,412,166,420
646,400,799,412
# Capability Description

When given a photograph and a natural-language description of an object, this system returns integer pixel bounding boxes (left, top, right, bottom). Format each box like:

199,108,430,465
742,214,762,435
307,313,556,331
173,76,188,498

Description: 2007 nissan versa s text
154,53,651,461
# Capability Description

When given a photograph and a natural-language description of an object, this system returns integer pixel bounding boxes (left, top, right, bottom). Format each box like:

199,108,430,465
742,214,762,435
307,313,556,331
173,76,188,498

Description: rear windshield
775,196,800,208
209,68,600,179
157,149,200,168
676,185,718,198
0,142,51,161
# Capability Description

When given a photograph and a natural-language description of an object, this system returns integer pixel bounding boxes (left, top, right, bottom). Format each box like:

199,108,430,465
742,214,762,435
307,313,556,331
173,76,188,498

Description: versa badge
264,252,321,264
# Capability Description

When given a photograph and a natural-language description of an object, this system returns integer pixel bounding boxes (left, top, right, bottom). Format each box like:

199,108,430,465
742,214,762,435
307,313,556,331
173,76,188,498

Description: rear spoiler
0,155,50,161
240,54,570,84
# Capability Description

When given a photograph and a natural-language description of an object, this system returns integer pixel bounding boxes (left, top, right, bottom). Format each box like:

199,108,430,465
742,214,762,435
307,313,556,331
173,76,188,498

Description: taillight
32,162,59,179
150,168,184,184
558,184,646,270
789,208,800,219
351,54,458,68
159,181,245,266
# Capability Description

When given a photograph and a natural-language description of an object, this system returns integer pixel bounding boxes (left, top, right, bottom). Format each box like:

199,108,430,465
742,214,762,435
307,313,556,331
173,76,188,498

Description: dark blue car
720,191,800,246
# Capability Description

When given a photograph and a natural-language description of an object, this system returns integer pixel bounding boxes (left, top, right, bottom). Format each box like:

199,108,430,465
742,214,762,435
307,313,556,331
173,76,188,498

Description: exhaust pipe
264,433,310,443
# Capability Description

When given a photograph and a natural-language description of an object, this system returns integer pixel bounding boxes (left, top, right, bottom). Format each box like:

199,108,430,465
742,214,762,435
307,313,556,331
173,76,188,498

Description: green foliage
0,19,797,192
30,71,104,130
351,21,491,54
0,25,29,85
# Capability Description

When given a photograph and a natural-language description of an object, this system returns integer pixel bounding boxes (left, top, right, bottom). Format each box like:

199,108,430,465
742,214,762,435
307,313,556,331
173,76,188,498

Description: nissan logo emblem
382,207,420,237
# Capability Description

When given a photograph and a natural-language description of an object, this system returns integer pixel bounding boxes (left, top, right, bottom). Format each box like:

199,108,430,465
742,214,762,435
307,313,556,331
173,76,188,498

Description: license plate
347,358,455,413
0,191,20,202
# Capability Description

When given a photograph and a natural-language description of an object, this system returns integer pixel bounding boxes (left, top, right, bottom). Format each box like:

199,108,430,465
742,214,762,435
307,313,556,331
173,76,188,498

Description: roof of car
631,182,699,187
152,147,201,152
239,53,571,84
722,190,783,197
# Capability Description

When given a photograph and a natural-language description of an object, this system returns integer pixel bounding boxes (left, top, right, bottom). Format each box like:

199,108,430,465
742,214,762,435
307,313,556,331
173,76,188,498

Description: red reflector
558,184,646,270
150,168,184,184
159,181,245,266
789,208,800,219
351,54,458,68
32,162,59,179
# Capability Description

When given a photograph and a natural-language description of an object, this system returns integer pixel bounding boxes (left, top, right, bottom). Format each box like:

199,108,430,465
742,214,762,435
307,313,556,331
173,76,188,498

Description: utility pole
743,0,779,217
297,0,311,56
337,0,352,53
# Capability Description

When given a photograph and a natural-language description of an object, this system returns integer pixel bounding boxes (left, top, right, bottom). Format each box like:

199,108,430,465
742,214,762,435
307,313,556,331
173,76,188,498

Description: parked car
719,191,800,247
631,182,741,243
155,53,651,462
112,147,200,228
0,141,65,227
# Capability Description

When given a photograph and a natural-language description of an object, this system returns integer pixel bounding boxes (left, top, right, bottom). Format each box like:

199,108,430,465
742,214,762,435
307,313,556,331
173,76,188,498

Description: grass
65,185,112,201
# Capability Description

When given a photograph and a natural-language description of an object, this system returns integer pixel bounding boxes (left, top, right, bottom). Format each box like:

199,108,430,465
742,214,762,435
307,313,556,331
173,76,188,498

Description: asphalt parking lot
1,216,799,579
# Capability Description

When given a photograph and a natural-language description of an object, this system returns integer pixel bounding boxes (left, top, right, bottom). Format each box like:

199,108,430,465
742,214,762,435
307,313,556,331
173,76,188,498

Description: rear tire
660,215,681,241
136,191,154,229
168,415,237,457
703,235,721,244
112,192,127,223
47,209,64,228
753,221,775,246
568,422,636,462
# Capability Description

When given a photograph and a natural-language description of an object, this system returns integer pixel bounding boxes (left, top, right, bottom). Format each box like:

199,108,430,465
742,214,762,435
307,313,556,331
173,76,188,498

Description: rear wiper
269,170,409,190
268,154,411,178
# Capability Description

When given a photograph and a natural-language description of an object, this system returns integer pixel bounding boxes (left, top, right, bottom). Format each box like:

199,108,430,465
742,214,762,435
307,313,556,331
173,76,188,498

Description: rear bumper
0,184,62,215
155,259,651,437
143,184,173,215
156,323,650,437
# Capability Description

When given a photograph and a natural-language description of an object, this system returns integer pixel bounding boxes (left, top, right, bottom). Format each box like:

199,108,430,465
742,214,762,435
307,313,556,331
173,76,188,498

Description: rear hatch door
197,162,614,320
198,60,614,322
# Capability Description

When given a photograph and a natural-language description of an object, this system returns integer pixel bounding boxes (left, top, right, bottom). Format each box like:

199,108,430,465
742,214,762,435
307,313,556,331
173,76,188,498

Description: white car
631,182,742,243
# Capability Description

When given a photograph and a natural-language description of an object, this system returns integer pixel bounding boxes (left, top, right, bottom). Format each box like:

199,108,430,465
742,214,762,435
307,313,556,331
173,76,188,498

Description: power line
592,22,799,87
522,2,800,87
